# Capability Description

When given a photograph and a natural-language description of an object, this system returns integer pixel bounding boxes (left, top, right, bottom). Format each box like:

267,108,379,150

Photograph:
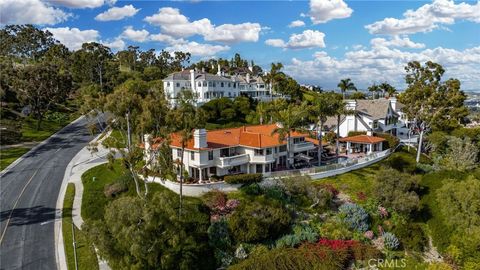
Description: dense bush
392,223,427,252
315,218,353,240
384,152,417,173
229,244,349,270
224,173,262,185
275,224,319,248
348,131,367,137
208,219,233,267
382,232,400,250
375,132,400,149
103,182,127,198
339,203,370,232
227,201,292,243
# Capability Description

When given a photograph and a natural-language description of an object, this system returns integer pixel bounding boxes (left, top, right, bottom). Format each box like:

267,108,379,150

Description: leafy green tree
379,82,397,97
0,24,56,61
435,136,478,171
400,61,469,162
264,62,284,97
271,103,308,169
337,78,357,99
373,168,421,216
85,192,215,270
14,63,72,129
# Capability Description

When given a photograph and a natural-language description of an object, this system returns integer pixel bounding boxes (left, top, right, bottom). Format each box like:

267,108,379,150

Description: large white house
145,124,320,181
323,97,408,137
163,65,273,106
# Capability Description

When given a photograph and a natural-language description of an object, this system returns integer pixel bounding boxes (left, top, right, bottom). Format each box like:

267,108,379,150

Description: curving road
0,116,97,270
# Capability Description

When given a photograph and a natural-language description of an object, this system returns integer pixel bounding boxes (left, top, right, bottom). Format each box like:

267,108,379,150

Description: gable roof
356,99,393,120
164,69,235,82
170,124,316,150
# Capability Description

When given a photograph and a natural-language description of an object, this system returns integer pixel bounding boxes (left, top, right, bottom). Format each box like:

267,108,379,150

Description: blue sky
1,0,479,90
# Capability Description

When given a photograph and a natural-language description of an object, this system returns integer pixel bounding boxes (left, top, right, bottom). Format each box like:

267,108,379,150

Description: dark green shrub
375,132,400,149
384,153,417,173
348,131,367,137
224,173,262,185
392,223,427,252
208,219,231,251
103,182,127,198
239,183,262,195
228,201,291,243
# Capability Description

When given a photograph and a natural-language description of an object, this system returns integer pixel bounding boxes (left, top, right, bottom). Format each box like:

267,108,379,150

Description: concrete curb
55,129,111,270
0,116,86,177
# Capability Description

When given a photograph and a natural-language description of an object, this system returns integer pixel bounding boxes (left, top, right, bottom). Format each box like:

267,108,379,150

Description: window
213,82,216,87
373,121,378,129
274,147,278,153
233,83,236,88
256,164,263,173
208,151,213,160
191,151,195,160
167,82,170,87
279,145,287,152
265,164,271,172
209,167,217,174
221,82,224,87
208,82,212,87
177,149,182,157
198,82,201,87
176,82,180,87
228,83,231,87
203,81,207,86
266,148,272,155
293,137,305,144
228,92,231,97
254,149,264,156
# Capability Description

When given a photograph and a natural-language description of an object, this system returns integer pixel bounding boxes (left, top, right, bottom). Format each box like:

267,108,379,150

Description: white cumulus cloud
365,0,480,35
0,0,70,25
370,36,426,49
120,26,149,42
309,0,353,24
95,5,139,21
102,38,125,51
265,30,326,49
165,41,230,57
288,20,306,28
144,7,261,43
44,27,99,50
47,0,116,9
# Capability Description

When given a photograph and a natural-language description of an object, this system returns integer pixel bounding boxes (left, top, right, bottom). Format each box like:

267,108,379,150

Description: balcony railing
250,155,275,164
292,142,315,152
216,154,249,168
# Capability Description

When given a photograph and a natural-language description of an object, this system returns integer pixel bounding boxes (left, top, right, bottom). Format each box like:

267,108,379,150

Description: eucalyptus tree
400,61,468,162
271,103,308,169
308,92,342,165
338,78,357,99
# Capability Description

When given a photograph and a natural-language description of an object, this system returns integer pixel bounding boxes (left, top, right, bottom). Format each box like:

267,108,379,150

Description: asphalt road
0,116,97,270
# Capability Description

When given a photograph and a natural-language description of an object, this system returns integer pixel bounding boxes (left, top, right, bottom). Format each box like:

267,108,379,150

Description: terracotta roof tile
339,135,386,144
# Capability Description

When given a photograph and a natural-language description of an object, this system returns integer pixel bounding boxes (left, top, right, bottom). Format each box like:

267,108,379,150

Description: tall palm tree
256,101,268,125
330,96,352,160
379,82,397,97
271,103,307,169
168,90,204,217
264,62,284,99
337,78,357,99
368,83,380,100
308,92,339,166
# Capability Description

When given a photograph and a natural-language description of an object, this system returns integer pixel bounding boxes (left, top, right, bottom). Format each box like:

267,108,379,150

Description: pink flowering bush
378,206,389,218
364,230,374,240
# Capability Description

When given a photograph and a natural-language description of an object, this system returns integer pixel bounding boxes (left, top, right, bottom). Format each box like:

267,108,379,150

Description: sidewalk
0,141,39,150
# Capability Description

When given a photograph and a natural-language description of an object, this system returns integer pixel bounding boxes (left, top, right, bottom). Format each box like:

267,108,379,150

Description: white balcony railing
216,154,249,168
292,142,315,152
250,155,275,164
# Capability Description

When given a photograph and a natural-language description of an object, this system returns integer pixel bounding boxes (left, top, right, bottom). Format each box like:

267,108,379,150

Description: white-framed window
177,149,182,157
221,82,224,87
208,151,213,160
228,83,231,87
254,149,264,156
266,148,272,155
167,82,170,87
191,151,195,160
198,82,201,87
176,82,180,87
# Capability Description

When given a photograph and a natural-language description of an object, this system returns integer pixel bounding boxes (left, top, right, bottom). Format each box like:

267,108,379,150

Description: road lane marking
0,170,39,245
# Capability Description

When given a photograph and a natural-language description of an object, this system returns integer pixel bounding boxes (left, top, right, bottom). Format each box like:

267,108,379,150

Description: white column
368,144,373,154
199,168,203,182
247,165,250,173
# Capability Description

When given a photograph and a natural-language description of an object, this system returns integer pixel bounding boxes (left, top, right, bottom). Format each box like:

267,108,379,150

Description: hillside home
323,98,408,137
144,124,319,181
163,64,274,106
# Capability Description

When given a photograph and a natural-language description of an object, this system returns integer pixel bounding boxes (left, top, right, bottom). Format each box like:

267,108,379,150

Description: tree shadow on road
0,206,71,226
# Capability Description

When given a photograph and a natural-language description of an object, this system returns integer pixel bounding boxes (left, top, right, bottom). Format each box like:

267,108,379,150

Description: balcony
250,155,275,164
216,154,249,168
292,142,315,152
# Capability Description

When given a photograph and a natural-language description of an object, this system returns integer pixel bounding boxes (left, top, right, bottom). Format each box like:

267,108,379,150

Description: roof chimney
190,69,195,91
201,67,205,73
248,65,253,73
217,63,221,76
246,73,250,83
389,97,397,111
194,129,207,148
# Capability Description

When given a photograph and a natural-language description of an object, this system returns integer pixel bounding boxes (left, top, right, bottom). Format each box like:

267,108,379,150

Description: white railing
216,154,249,168
267,149,392,179
250,155,275,163
292,142,315,152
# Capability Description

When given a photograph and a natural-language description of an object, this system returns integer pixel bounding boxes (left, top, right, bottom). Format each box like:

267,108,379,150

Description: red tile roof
169,124,317,150
339,135,386,144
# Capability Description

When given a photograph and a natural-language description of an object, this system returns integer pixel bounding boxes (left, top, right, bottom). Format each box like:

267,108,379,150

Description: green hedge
374,132,400,149
347,131,367,137
224,173,262,184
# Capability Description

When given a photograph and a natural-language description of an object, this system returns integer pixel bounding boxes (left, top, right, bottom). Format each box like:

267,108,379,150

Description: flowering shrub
317,238,358,250
356,192,367,202
202,191,239,219
364,230,374,240
339,203,370,232
382,232,400,250
378,206,389,218
226,199,240,210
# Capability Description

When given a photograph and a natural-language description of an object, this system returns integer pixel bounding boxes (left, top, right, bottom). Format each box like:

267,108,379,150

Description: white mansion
163,65,274,105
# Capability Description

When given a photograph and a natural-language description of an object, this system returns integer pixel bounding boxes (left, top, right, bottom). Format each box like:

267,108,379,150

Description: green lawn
21,115,75,142
0,147,30,170
62,183,99,270
101,129,127,149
